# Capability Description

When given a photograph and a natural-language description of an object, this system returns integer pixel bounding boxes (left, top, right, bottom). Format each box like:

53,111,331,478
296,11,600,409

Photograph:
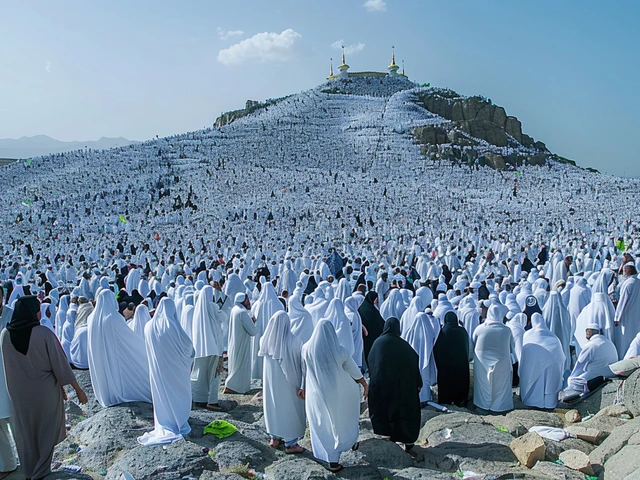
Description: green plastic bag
203,420,238,439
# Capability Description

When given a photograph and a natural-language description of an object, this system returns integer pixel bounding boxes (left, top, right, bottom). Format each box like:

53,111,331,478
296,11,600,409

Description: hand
61,387,68,401
76,389,89,405
362,325,368,337
362,382,369,401
297,389,305,400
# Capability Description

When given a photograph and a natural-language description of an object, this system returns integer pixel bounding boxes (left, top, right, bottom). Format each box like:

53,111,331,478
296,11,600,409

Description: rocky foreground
8,368,640,480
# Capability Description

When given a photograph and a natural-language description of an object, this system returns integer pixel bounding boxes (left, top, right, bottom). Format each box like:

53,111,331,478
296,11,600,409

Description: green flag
24,158,33,166
119,214,127,224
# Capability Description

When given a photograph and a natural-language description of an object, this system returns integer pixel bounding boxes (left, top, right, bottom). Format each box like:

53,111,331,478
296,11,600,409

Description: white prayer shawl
624,332,640,359
128,304,151,339
251,283,284,380
375,277,389,301
507,313,526,364
344,295,365,369
321,298,355,358
399,296,424,338
225,304,258,394
40,303,55,332
302,320,362,463
179,294,195,340
335,278,351,303
568,334,618,391
87,289,152,407
138,298,194,446
459,297,480,339
223,273,246,300
405,312,437,402
306,288,329,327
519,313,565,409
568,278,592,342
542,291,572,374
192,285,224,358
0,305,12,419
415,287,434,311
125,268,141,295
55,295,69,340
379,289,405,321
432,295,454,326
613,276,640,360
575,293,615,354
288,293,314,343
473,305,514,412
515,282,533,310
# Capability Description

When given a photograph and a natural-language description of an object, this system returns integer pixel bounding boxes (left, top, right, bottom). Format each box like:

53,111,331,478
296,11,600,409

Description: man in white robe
224,293,257,394
519,313,564,409
575,293,615,355
566,323,618,394
473,304,514,413
258,311,305,453
191,286,225,409
614,263,640,360
251,282,284,381
138,298,194,446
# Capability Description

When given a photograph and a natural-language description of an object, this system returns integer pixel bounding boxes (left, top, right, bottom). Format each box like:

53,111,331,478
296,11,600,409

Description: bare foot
285,444,305,454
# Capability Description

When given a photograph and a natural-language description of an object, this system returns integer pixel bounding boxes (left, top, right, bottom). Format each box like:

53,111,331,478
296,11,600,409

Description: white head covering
192,285,224,358
128,304,151,338
320,298,354,356
258,311,303,388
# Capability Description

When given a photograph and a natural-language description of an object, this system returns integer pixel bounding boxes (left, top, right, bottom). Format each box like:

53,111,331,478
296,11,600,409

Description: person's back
473,305,514,412
568,332,618,392
225,295,257,394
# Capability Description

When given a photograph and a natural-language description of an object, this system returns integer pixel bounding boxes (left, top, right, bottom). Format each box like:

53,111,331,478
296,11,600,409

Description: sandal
351,441,360,451
328,463,343,473
285,444,306,454
206,403,223,411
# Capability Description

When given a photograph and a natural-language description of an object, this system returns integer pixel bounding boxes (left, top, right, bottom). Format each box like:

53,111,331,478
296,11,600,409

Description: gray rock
493,106,507,127
505,410,563,431
526,154,547,166
603,444,640,480
589,418,640,468
199,473,246,480
623,367,640,417
339,437,414,469
210,440,270,471
482,153,506,169
532,461,584,479
510,432,545,468
558,449,594,475
105,439,216,480
389,467,455,479
414,126,450,145
482,414,528,438
264,457,336,480
458,120,508,147
505,116,522,143
542,437,594,462
418,412,483,445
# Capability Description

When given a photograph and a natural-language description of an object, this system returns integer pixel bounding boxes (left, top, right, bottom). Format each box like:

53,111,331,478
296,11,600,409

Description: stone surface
199,473,247,480
389,467,454,479
623,369,640,417
264,457,336,480
559,449,594,475
532,461,584,480
509,432,546,468
542,437,594,462
589,418,640,468
565,426,602,444
458,120,508,147
505,410,564,431
603,445,640,480
105,439,216,480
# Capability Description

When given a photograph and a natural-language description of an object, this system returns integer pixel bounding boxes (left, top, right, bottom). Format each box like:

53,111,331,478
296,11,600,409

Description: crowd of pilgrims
1,237,640,477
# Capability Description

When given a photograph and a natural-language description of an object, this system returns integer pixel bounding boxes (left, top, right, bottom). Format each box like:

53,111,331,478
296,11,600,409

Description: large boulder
264,457,336,480
623,367,640,417
542,437,594,462
105,439,216,480
414,126,450,145
532,461,584,479
389,467,455,479
457,120,508,147
505,410,564,431
505,116,523,143
559,449,594,475
603,444,640,480
483,153,506,169
589,418,640,468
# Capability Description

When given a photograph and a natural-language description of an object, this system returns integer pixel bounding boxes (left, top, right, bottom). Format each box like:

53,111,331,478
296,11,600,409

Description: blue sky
1,0,638,176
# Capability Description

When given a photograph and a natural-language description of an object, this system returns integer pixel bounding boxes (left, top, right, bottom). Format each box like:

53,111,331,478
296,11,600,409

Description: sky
1,0,638,176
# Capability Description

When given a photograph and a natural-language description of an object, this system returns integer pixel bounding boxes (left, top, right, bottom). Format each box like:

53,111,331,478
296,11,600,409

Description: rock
532,461,584,479
483,153,506,169
211,441,269,471
542,436,594,462
561,379,620,419
343,437,414,469
589,418,640,467
493,106,507,127
623,370,640,417
526,154,547,166
521,133,535,147
482,415,527,437
564,409,581,423
451,101,464,122
565,426,602,444
389,467,454,479
264,457,336,480
199,473,247,480
414,126,450,145
559,449,594,475
506,410,564,431
594,404,632,419
509,432,546,468
458,120,508,147
505,116,523,143
534,140,548,151
105,439,216,480
603,445,640,480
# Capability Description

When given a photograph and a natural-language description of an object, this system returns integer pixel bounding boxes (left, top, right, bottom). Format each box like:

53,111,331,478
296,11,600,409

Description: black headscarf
368,317,422,444
358,291,385,365
523,295,542,330
7,295,41,355
433,311,470,406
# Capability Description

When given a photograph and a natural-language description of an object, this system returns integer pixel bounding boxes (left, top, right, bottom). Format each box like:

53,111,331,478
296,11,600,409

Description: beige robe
1,326,76,480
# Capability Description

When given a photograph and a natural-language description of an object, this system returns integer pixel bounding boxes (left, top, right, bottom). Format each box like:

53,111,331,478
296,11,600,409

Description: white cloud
217,29,302,66
330,40,365,55
45,61,51,73
363,0,387,12
216,27,245,41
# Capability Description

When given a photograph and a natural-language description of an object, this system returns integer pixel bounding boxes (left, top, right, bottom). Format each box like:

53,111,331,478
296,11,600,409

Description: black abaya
433,312,470,406
358,291,385,366
368,318,422,444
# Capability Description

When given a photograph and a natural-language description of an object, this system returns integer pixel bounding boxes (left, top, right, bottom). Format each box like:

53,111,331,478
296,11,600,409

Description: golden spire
388,45,399,71
338,45,350,71
341,45,346,66
330,58,334,76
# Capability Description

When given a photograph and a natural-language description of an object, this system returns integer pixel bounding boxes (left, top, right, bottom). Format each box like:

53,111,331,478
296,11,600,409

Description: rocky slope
6,367,639,480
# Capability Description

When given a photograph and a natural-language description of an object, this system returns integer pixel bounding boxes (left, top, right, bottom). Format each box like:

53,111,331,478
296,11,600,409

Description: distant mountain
0,135,140,159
